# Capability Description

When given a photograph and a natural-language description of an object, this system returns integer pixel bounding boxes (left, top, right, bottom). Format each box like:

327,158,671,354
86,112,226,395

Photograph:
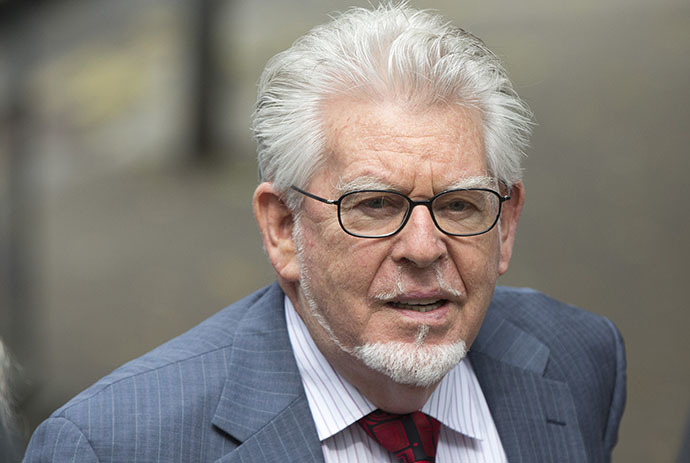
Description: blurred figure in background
0,338,23,462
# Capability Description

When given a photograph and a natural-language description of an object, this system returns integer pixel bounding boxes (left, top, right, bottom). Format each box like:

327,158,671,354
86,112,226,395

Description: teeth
390,301,444,312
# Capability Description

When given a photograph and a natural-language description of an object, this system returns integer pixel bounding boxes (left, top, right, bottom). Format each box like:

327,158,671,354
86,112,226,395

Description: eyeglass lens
338,190,500,237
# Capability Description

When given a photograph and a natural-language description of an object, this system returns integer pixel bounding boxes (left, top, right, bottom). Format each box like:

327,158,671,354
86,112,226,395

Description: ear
253,182,300,283
497,181,525,275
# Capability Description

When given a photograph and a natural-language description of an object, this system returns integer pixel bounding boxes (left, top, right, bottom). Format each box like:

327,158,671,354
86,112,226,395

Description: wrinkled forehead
314,98,488,192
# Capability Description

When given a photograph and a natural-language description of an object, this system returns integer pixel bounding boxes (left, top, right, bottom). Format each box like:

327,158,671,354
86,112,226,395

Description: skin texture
254,98,524,413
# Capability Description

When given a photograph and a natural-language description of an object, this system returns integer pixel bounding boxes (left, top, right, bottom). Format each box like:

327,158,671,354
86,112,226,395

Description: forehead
319,98,486,191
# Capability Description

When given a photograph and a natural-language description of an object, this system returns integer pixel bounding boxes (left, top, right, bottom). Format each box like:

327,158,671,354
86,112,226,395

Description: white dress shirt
285,296,507,462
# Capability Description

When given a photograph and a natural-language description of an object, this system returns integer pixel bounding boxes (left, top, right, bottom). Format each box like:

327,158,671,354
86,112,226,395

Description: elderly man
24,3,625,462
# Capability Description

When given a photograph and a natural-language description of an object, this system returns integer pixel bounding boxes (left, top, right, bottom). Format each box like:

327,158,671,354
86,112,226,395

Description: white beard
352,339,467,388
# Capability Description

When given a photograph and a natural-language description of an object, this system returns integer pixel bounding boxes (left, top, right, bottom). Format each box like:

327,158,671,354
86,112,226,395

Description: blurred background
1,0,688,461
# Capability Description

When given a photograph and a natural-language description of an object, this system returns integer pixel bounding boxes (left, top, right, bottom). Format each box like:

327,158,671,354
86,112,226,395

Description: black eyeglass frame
290,183,511,239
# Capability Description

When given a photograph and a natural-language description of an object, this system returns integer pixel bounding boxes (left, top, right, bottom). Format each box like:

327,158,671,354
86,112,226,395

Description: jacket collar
212,283,324,462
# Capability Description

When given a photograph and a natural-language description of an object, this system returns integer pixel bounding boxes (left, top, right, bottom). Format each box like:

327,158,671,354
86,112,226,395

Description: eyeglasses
290,184,511,238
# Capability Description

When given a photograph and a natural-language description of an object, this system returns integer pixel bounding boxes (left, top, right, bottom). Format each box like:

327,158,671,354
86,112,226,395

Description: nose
390,204,447,267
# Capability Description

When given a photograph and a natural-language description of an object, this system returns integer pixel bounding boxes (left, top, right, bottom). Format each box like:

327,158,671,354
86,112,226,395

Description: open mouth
388,300,447,313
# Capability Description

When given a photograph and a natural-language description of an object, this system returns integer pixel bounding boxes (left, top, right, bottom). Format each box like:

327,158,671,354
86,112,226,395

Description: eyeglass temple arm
290,186,338,205
500,181,512,201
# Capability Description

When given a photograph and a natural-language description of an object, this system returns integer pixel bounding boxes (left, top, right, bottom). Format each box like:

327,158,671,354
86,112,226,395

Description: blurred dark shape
679,411,690,463
0,0,52,24
1,0,39,396
191,0,220,165
5,97,36,373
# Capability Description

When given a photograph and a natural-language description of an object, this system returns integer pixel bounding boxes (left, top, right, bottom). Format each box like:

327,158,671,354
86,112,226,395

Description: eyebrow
446,176,497,190
334,176,395,193
335,175,497,194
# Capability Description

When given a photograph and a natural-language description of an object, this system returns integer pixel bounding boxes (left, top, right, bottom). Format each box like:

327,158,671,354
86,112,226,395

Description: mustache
372,266,463,301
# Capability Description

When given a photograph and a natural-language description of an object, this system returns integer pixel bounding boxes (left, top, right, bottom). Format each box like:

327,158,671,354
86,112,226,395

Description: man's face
285,98,521,386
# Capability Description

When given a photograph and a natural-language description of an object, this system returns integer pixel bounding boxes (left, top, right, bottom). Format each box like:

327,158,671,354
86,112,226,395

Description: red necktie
358,409,441,462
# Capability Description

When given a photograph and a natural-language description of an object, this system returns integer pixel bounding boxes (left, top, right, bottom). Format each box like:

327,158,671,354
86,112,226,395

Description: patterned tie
358,409,441,462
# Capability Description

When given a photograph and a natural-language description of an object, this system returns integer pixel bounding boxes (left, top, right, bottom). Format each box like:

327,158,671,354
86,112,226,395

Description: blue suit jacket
24,283,626,462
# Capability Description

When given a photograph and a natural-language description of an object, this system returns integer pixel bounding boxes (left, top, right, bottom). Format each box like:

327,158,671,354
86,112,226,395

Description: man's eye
345,194,403,217
436,196,483,218
361,197,388,209
447,200,470,212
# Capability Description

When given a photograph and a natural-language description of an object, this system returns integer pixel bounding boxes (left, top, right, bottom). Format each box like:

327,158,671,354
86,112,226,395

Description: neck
328,343,439,413
361,378,437,414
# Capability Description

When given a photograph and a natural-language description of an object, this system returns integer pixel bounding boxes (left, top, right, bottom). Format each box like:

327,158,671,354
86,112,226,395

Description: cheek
310,243,388,315
327,239,388,286
450,234,502,288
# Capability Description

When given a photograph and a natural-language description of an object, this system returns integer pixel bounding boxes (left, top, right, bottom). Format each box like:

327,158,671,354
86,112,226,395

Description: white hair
252,1,533,210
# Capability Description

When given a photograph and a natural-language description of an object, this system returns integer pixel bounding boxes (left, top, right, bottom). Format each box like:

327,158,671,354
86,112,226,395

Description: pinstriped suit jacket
23,283,626,462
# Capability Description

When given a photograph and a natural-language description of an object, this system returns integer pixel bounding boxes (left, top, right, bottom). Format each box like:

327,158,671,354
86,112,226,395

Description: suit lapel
215,394,322,463
469,309,588,462
211,284,324,463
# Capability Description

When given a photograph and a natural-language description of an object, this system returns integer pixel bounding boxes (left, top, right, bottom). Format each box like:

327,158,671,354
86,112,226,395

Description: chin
352,339,467,388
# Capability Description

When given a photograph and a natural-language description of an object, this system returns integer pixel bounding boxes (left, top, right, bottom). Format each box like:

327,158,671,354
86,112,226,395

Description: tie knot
358,409,441,462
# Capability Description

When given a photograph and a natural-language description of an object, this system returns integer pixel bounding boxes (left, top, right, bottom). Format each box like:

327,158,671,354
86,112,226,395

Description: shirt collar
284,295,484,441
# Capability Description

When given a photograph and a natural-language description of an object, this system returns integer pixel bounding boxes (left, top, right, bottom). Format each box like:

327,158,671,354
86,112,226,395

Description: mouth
387,299,448,313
